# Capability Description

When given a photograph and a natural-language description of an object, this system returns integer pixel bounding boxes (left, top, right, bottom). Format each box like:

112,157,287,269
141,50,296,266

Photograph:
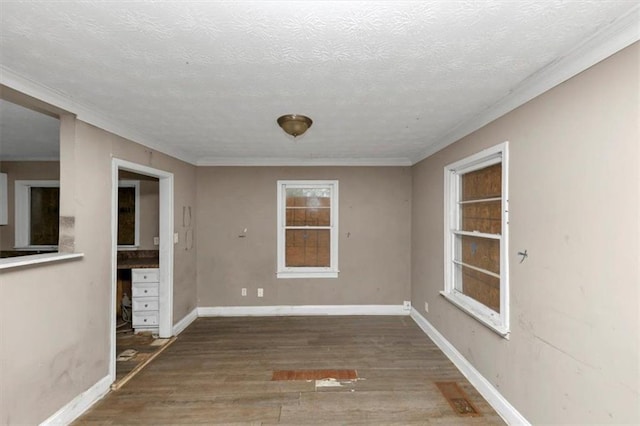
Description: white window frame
277,180,339,279
117,180,140,250
14,180,60,250
441,142,510,337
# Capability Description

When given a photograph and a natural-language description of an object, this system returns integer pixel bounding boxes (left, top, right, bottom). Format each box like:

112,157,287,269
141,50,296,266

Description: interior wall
0,161,59,250
0,118,197,425
196,166,412,307
411,43,639,423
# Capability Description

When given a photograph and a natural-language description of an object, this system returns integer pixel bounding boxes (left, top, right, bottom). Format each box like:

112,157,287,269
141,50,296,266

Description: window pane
455,264,500,313
286,207,330,226
286,188,331,207
118,187,136,245
285,229,330,267
461,200,501,234
30,187,59,245
455,235,500,274
461,163,501,201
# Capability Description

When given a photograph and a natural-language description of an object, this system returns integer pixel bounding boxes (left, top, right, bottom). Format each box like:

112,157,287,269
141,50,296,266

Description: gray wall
411,43,639,423
196,166,412,307
0,117,198,424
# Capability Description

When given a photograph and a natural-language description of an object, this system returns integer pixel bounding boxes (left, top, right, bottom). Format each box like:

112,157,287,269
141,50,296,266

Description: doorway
110,158,174,384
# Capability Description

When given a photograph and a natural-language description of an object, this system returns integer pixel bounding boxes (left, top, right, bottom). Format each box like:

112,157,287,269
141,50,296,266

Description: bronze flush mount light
277,114,313,137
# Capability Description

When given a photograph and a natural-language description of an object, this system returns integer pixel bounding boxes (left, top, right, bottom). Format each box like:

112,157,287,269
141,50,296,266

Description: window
442,142,509,337
15,180,60,249
14,179,140,250
277,180,339,278
117,180,140,248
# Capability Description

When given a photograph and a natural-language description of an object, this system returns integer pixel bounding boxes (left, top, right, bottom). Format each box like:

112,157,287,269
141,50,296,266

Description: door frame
109,158,174,382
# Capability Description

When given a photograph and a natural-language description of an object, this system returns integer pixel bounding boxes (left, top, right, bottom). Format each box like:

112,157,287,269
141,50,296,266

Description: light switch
173,233,179,244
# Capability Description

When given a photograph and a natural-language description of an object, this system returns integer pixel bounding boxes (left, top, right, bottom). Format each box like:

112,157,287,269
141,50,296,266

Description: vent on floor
435,381,481,416
272,369,357,381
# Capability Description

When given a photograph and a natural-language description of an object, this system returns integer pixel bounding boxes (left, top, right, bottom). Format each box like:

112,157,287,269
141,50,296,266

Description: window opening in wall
442,142,509,337
0,98,61,258
277,180,339,278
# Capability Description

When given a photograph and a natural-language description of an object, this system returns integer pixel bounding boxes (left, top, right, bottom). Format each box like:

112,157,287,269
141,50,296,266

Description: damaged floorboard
74,316,504,425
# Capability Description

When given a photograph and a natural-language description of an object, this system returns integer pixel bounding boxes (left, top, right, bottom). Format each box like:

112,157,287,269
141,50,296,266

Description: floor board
75,316,504,425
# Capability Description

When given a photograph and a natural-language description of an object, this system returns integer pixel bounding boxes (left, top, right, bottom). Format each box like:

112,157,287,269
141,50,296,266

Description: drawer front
132,269,159,283
132,283,159,297
132,297,159,312
133,311,159,327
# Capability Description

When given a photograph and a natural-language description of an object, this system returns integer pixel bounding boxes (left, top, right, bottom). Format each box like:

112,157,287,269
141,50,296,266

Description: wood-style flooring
75,316,504,425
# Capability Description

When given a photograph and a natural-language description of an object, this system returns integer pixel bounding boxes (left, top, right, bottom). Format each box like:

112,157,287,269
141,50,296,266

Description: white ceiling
0,1,638,165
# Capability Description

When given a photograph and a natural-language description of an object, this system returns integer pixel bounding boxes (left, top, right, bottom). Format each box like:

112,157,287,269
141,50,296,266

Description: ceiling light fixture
277,114,313,137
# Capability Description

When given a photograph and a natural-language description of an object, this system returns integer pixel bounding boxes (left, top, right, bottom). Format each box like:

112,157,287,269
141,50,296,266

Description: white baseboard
409,309,530,425
198,304,409,317
172,307,198,335
40,375,111,426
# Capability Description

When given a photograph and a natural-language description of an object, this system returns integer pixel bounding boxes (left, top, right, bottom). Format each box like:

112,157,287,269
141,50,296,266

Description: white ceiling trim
411,4,640,164
196,157,413,167
0,67,198,165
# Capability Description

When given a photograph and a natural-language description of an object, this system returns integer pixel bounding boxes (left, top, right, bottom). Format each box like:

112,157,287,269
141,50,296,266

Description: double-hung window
277,180,338,278
442,142,509,337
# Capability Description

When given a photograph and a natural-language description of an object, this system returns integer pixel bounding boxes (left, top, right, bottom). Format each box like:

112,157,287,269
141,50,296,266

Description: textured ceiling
0,1,638,165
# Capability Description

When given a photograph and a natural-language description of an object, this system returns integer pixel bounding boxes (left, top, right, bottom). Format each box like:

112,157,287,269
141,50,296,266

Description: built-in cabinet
131,268,159,333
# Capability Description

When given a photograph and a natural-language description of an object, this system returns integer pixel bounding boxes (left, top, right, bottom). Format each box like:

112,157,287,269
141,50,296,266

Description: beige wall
196,167,412,307
0,161,60,250
0,119,197,424
411,43,639,423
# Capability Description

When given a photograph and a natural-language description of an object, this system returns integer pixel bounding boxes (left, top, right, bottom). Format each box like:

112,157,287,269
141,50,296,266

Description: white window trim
277,180,339,279
441,142,510,338
117,180,140,250
14,180,59,250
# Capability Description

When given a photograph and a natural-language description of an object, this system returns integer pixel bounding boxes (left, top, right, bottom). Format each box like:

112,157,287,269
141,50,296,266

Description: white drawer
132,297,159,312
133,311,159,327
132,268,159,283
132,283,159,297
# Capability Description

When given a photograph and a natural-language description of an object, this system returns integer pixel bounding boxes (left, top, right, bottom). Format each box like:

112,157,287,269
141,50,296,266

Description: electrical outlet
241,288,247,297
153,237,159,246
424,302,429,313
257,288,264,297
403,300,411,310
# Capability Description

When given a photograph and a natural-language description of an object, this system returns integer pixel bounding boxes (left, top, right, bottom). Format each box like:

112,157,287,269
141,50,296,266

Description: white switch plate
403,300,411,310
241,288,247,296
173,233,179,243
153,237,159,245
425,302,429,313
257,288,264,297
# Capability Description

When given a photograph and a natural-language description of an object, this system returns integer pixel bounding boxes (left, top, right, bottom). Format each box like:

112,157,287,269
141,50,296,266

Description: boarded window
443,142,509,336
277,181,338,278
29,186,59,246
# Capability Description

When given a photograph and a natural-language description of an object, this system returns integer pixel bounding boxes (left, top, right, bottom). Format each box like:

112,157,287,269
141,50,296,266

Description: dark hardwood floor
75,316,504,425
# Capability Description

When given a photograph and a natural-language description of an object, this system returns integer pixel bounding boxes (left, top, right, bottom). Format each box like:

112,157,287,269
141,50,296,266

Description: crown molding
196,156,413,167
411,4,640,164
0,67,198,165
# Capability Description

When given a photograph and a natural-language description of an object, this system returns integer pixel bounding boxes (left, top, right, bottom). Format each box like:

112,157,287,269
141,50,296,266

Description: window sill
0,252,84,270
440,291,510,338
277,270,339,279
13,246,58,251
117,246,140,251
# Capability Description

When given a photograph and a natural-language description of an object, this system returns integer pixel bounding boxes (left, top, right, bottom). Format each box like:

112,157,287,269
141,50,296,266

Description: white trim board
409,309,530,425
198,305,409,317
39,375,111,426
172,308,198,335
